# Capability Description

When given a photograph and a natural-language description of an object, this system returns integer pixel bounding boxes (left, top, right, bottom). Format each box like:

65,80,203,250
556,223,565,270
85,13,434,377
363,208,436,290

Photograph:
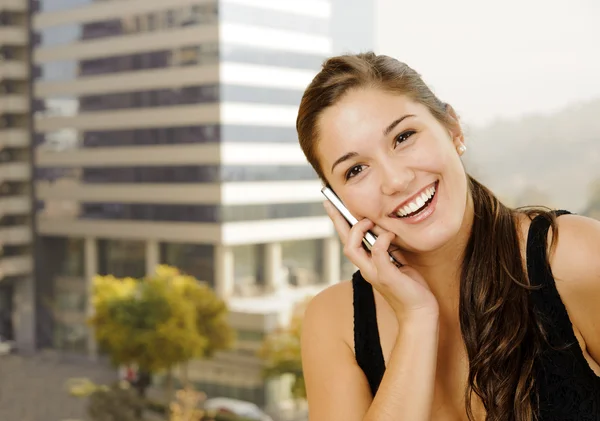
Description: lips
389,181,438,218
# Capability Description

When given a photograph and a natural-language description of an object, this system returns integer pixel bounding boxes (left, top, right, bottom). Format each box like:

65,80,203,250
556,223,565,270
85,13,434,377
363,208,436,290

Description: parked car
204,397,274,421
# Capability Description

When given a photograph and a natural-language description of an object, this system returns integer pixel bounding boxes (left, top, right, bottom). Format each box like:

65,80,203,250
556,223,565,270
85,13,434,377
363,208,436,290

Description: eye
345,165,364,180
394,130,416,147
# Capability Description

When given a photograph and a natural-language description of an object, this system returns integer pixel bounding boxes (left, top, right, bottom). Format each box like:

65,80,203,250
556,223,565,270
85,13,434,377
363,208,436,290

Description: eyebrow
330,114,416,174
383,114,416,136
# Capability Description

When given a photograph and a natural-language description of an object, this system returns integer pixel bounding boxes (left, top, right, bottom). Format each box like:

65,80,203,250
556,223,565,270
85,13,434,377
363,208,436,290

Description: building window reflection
160,243,214,288
41,237,85,278
53,320,88,354
43,237,88,354
281,239,323,287
33,165,316,184
78,202,325,223
37,44,219,82
35,125,300,150
98,239,145,278
36,85,220,117
59,238,85,277
233,244,260,296
36,2,217,39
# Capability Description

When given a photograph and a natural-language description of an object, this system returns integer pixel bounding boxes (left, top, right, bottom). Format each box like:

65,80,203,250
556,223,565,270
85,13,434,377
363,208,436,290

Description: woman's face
317,88,469,253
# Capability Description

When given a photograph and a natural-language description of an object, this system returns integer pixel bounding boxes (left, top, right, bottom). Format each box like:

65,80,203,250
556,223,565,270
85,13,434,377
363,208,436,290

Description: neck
403,192,475,319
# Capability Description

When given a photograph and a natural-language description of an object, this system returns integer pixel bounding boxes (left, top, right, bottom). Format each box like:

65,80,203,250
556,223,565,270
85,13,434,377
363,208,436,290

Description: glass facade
220,45,326,70
35,44,220,82
220,2,328,36
36,3,218,47
53,274,88,353
53,321,88,353
37,85,220,117
97,239,146,278
35,125,299,150
233,244,260,294
38,238,88,353
35,165,317,183
160,243,215,287
0,285,14,341
36,83,304,117
56,238,85,277
281,239,324,286
80,202,325,223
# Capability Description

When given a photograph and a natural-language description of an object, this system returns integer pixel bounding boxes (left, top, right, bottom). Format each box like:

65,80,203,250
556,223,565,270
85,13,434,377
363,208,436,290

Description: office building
0,0,35,352
27,0,373,409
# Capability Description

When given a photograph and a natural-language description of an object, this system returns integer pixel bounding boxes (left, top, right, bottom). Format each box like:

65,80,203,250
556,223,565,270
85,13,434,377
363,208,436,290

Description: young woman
296,52,600,421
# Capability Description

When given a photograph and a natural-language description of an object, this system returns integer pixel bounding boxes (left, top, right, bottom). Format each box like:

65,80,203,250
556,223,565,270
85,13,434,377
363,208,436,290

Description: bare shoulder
547,213,600,282
301,280,373,421
515,211,600,282
546,213,600,367
303,279,355,351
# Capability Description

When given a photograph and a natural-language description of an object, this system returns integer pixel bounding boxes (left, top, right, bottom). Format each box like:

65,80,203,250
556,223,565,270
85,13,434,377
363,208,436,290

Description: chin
389,208,466,254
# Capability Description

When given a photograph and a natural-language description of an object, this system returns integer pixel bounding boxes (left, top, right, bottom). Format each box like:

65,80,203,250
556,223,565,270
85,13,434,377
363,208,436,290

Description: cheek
344,188,380,220
412,142,448,172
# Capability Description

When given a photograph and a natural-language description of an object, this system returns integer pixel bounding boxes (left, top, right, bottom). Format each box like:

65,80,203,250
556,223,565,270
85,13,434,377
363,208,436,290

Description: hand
324,201,439,321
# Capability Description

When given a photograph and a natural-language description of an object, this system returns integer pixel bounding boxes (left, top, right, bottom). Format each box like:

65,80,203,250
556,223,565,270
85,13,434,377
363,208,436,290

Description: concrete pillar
214,245,234,299
264,242,283,293
13,276,36,353
85,237,98,360
146,240,159,276
322,237,341,286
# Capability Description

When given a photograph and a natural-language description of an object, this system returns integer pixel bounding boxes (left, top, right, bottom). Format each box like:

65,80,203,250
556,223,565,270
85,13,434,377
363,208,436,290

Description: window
281,239,324,286
160,243,214,287
98,239,146,278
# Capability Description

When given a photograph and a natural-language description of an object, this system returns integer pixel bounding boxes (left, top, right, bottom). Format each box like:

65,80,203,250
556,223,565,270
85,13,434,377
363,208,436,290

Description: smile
390,181,438,219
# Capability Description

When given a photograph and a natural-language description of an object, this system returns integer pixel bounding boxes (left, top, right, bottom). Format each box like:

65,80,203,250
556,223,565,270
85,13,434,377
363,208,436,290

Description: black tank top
352,211,600,419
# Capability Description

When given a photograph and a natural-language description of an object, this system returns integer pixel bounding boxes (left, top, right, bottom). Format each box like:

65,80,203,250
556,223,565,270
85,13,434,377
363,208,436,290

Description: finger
388,246,407,267
371,231,400,280
368,225,407,265
323,201,351,244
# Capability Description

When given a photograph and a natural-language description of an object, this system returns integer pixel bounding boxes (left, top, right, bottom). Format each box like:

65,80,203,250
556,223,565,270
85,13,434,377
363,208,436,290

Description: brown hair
296,52,554,421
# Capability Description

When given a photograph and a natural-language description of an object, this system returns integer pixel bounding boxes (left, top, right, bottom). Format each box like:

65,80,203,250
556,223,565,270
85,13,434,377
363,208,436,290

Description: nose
379,161,415,196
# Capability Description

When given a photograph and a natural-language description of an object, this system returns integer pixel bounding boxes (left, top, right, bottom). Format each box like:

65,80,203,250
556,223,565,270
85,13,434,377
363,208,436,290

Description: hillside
464,98,600,212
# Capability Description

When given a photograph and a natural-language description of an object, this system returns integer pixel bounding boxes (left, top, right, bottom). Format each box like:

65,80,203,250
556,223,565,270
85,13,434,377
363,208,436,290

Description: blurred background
0,0,598,420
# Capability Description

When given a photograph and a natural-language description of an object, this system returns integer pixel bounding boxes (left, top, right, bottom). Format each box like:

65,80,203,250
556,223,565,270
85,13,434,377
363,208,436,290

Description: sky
374,0,600,127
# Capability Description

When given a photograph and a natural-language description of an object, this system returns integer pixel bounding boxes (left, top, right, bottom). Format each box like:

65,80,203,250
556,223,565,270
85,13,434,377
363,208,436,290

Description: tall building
28,0,368,410
0,0,35,352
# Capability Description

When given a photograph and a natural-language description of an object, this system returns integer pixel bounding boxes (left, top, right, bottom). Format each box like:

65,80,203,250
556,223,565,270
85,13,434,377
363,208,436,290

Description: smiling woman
296,52,600,421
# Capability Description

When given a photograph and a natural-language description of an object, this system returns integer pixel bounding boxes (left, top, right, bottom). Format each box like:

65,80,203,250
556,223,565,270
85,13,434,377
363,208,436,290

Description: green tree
258,298,310,399
89,265,235,401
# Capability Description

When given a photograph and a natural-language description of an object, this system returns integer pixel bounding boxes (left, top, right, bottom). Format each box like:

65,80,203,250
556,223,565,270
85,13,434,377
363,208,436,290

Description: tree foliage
257,298,310,399
89,265,235,379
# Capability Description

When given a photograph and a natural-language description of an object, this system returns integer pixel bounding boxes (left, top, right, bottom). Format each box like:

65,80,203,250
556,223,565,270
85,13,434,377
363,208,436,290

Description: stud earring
457,144,467,155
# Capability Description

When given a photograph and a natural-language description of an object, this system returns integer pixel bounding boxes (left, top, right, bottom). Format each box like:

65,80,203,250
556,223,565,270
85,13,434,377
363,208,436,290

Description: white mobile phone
321,186,401,266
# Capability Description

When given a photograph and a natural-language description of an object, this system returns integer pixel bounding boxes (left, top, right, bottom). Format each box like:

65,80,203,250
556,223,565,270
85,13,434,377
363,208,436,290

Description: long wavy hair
296,52,557,421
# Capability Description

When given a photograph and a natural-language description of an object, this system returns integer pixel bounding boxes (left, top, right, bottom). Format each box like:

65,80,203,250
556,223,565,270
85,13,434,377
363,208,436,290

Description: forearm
363,316,439,421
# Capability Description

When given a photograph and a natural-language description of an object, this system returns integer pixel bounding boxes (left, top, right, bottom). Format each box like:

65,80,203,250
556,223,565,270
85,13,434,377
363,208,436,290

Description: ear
445,104,465,148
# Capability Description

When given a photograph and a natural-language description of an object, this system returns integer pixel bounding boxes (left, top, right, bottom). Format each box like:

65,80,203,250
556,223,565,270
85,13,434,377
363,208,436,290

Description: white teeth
416,196,425,208
395,184,437,217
